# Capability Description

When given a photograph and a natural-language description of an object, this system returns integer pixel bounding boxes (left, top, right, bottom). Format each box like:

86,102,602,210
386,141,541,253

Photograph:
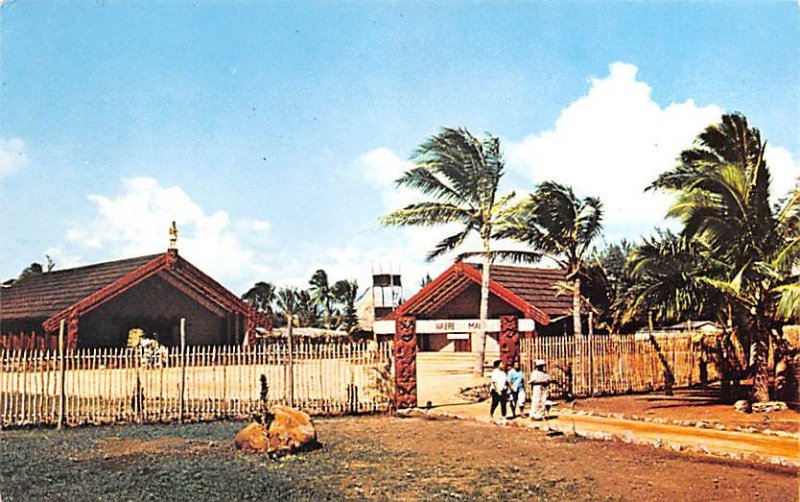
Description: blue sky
0,1,798,296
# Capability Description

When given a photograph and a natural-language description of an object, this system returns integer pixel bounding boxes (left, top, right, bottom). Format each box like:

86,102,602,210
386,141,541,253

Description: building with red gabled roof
0,247,270,350
374,261,573,353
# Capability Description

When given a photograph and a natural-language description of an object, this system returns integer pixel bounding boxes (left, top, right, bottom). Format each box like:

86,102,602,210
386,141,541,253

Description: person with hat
529,359,551,420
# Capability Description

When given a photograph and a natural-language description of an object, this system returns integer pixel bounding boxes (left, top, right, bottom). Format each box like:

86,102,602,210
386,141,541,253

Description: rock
234,422,271,452
751,401,787,413
234,405,318,454
733,400,751,413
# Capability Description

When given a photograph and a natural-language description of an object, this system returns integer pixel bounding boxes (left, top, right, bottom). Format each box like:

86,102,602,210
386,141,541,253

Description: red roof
1,255,159,320
474,264,572,319
389,262,572,325
0,251,266,334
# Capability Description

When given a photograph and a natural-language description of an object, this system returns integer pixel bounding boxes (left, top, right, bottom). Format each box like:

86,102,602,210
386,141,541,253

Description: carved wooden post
499,315,520,368
66,311,79,351
394,316,417,409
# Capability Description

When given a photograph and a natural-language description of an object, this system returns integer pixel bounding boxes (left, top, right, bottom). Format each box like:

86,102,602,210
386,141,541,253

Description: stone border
562,409,800,440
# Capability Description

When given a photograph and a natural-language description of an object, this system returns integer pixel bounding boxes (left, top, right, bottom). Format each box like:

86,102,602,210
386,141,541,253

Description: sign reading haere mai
373,318,535,335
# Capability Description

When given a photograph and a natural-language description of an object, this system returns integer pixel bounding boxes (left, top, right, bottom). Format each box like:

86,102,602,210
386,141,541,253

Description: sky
0,1,798,299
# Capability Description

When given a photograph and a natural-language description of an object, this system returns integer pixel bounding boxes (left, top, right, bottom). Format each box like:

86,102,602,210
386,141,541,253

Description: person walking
529,359,551,421
507,360,526,418
489,359,509,423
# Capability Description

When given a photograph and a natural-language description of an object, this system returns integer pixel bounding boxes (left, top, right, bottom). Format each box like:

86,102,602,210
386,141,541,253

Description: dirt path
554,413,799,464
422,402,800,466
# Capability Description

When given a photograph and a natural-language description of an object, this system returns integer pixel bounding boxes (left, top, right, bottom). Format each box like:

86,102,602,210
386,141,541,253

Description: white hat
535,359,546,367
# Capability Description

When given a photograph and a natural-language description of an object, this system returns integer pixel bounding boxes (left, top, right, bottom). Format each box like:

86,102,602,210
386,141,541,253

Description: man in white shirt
489,359,509,422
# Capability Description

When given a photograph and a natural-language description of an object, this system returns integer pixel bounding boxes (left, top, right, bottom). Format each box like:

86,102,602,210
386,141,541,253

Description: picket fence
0,340,394,429
520,333,716,399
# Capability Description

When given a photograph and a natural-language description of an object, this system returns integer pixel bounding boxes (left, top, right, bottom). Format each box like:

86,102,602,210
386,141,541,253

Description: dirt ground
1,415,796,501
569,388,799,434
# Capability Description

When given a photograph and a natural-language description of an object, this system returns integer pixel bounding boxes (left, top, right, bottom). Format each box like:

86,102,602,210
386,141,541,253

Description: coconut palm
648,112,796,401
275,287,299,326
620,231,724,326
381,127,513,375
495,181,603,336
775,186,800,320
295,289,322,328
309,270,337,329
333,279,359,333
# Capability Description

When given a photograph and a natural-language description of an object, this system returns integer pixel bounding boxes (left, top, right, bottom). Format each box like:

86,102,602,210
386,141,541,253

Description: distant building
373,261,573,354
634,320,723,340
0,247,270,350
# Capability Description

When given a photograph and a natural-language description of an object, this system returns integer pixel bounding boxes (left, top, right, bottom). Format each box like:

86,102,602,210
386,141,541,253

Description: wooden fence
520,333,717,399
0,340,394,429
0,332,57,352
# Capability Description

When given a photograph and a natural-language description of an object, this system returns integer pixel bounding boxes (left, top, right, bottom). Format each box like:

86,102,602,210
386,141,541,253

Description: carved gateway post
499,315,520,368
394,316,417,409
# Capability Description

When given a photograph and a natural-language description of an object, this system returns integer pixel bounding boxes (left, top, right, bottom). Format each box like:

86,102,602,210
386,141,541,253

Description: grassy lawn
1,415,796,501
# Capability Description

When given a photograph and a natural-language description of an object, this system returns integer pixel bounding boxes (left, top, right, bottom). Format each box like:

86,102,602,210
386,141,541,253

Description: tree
775,185,800,321
333,279,359,333
241,281,276,317
295,289,321,328
18,262,43,280
381,127,513,375
496,181,603,336
419,273,432,288
620,231,723,327
648,113,796,402
309,270,337,329
275,288,299,327
582,240,636,332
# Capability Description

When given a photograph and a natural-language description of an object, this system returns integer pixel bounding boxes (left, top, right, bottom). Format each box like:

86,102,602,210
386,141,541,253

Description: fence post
0,347,4,430
57,319,66,430
179,318,186,423
287,318,295,408
588,311,594,396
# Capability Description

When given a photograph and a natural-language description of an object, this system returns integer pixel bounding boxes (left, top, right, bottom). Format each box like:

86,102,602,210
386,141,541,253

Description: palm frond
381,202,474,227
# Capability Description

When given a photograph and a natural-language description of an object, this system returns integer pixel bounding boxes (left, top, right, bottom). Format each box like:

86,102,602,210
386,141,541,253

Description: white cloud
359,147,420,210
766,145,800,197
506,62,723,237
63,177,270,288
0,137,29,177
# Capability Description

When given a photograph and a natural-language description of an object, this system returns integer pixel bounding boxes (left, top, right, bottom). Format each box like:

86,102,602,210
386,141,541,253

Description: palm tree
648,113,796,401
621,231,723,326
775,186,800,320
295,289,322,328
381,127,513,375
241,281,276,317
496,181,603,336
275,288,299,327
309,270,337,329
333,279,359,333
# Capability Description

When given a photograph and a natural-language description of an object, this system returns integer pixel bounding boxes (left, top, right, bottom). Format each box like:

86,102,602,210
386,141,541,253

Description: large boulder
234,405,317,454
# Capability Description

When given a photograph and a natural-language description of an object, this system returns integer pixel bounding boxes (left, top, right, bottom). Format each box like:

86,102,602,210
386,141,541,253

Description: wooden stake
179,318,186,424
287,318,295,408
57,320,66,430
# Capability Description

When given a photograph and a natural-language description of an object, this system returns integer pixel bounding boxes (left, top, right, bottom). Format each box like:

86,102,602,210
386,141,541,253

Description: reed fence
520,333,717,399
0,340,394,429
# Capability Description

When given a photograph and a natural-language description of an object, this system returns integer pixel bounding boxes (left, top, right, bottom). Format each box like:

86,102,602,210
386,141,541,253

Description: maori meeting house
374,261,573,354
0,247,270,351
